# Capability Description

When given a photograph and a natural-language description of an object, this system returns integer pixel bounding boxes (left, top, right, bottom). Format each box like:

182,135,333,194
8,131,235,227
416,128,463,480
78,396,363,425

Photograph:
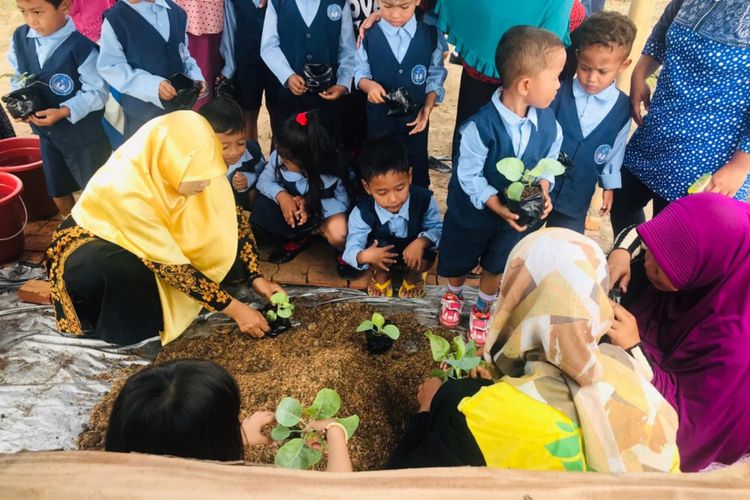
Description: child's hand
241,411,275,447
292,196,309,226
286,74,307,96
28,107,70,127
232,172,249,191
277,191,300,228
402,237,428,270
359,240,398,271
539,179,553,219
319,84,347,101
196,80,208,98
486,195,527,232
408,106,432,135
363,82,387,104
159,80,177,100
600,189,614,216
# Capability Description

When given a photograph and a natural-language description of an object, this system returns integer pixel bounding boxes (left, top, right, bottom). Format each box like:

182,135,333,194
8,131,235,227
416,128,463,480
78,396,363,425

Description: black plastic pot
161,73,200,112
383,87,418,117
2,81,50,120
506,184,544,227
364,321,396,354
262,304,292,338
303,63,334,93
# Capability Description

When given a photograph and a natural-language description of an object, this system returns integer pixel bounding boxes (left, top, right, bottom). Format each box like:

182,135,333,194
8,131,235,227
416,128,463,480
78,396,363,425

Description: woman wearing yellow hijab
389,229,679,473
45,111,280,345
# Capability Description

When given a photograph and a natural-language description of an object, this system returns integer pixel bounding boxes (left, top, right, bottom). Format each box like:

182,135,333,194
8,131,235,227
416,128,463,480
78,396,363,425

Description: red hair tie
295,112,309,127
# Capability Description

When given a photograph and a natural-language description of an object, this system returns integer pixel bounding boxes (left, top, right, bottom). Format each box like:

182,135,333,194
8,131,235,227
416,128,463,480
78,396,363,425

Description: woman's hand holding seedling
358,240,397,271
425,332,482,380
241,411,275,446
224,298,270,338
251,277,285,301
158,80,177,101
27,106,70,127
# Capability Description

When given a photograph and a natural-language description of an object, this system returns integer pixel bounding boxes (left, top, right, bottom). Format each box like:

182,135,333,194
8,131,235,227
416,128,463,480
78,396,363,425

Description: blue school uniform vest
274,169,338,199
230,0,265,68
362,21,437,132
357,185,432,248
446,102,558,231
550,80,630,217
270,0,346,76
104,1,187,123
12,26,105,146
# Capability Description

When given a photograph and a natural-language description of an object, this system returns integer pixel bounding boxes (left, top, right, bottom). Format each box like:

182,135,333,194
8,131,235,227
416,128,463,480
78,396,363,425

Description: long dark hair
274,111,352,220
105,360,244,462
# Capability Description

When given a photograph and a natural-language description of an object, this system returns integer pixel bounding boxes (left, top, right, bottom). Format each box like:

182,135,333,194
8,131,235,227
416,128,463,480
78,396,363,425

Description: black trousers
610,168,669,238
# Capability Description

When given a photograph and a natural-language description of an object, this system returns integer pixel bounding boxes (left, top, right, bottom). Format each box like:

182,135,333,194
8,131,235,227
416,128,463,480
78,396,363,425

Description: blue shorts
437,212,526,277
39,134,111,197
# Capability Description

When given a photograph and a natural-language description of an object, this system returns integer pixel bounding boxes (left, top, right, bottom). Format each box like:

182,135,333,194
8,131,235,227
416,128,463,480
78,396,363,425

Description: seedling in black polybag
263,291,294,337
496,157,566,227
356,312,400,354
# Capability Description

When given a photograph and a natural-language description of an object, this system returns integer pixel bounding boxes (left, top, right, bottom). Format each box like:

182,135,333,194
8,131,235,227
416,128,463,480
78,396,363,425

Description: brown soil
78,302,454,471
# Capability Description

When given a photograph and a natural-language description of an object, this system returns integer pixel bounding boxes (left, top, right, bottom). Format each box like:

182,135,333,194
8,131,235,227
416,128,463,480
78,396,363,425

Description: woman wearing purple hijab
606,192,750,472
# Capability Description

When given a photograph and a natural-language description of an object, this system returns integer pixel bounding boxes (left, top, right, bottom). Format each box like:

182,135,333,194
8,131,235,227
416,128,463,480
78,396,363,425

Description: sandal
398,272,427,299
367,277,393,297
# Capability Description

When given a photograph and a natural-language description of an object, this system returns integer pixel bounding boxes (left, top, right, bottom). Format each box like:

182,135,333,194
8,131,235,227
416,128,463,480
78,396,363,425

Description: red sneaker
439,292,464,328
468,307,491,346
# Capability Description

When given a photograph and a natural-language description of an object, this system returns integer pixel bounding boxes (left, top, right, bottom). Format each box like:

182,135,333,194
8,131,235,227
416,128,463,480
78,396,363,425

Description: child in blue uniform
219,0,278,142
343,135,442,298
199,98,266,212
260,0,356,138
97,0,206,139
437,27,566,345
251,111,355,278
354,0,446,188
547,11,636,234
8,0,111,216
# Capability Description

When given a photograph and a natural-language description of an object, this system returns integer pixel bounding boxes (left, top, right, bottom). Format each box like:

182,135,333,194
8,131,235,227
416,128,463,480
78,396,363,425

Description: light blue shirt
342,193,442,270
354,16,447,103
260,0,356,90
97,0,205,109
257,151,350,218
7,17,108,124
457,89,563,210
571,78,630,189
227,148,266,192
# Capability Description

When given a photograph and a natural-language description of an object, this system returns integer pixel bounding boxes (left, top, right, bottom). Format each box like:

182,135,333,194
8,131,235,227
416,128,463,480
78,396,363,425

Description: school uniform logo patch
594,144,611,165
327,4,343,21
411,64,427,85
49,73,75,96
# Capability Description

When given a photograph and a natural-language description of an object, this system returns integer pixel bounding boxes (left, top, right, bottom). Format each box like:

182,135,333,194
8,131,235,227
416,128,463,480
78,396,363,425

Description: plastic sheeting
0,265,472,454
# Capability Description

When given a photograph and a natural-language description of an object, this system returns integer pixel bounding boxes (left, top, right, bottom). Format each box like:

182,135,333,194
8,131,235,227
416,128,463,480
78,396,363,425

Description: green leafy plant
265,291,294,322
496,157,566,201
271,388,360,469
0,72,36,88
425,331,482,380
355,312,400,340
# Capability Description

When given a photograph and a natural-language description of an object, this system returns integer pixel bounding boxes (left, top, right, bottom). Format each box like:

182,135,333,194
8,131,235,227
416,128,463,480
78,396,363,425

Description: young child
354,0,447,188
260,0,356,138
97,0,207,139
219,0,278,142
106,360,353,471
438,26,566,344
8,0,112,216
250,111,355,277
343,135,442,298
546,11,636,233
199,98,266,211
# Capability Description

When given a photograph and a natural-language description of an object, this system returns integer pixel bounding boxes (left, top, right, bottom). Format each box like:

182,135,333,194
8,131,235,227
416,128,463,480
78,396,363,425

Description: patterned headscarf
483,228,679,472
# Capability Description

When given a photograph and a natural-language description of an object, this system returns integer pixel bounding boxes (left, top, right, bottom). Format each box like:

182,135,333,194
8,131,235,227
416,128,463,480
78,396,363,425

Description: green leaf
533,158,566,177
277,307,292,319
372,312,385,330
270,291,288,305
274,439,322,469
429,369,449,380
336,415,360,439
453,336,466,360
271,424,292,441
425,331,450,362
465,340,478,357
308,388,341,419
275,397,303,427
496,157,525,182
356,320,374,332
381,324,400,340
446,355,482,372
506,182,524,201
265,310,277,322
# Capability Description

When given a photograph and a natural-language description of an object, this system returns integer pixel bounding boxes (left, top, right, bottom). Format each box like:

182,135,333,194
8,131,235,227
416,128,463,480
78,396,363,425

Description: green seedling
496,157,566,201
265,291,294,322
356,312,400,340
271,388,360,469
1,72,36,88
425,331,482,380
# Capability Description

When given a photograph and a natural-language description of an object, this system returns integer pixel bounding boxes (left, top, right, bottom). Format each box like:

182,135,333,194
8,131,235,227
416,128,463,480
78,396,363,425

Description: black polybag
506,185,544,227
2,80,49,120
161,73,200,112
303,64,334,93
383,87,418,117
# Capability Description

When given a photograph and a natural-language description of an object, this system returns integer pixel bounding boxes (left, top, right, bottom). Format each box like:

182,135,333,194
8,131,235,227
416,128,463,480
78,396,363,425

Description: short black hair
574,11,637,55
495,26,565,87
42,0,66,8
198,98,246,135
105,360,244,462
358,135,409,182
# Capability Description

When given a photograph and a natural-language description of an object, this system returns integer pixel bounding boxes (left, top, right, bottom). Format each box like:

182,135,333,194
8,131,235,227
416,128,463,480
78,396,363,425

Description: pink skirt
188,32,224,110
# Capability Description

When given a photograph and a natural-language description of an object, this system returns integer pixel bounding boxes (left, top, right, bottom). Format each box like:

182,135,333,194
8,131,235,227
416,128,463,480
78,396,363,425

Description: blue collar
572,78,619,103
26,16,75,40
492,89,539,131
123,0,171,13
378,15,417,38
374,196,411,224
